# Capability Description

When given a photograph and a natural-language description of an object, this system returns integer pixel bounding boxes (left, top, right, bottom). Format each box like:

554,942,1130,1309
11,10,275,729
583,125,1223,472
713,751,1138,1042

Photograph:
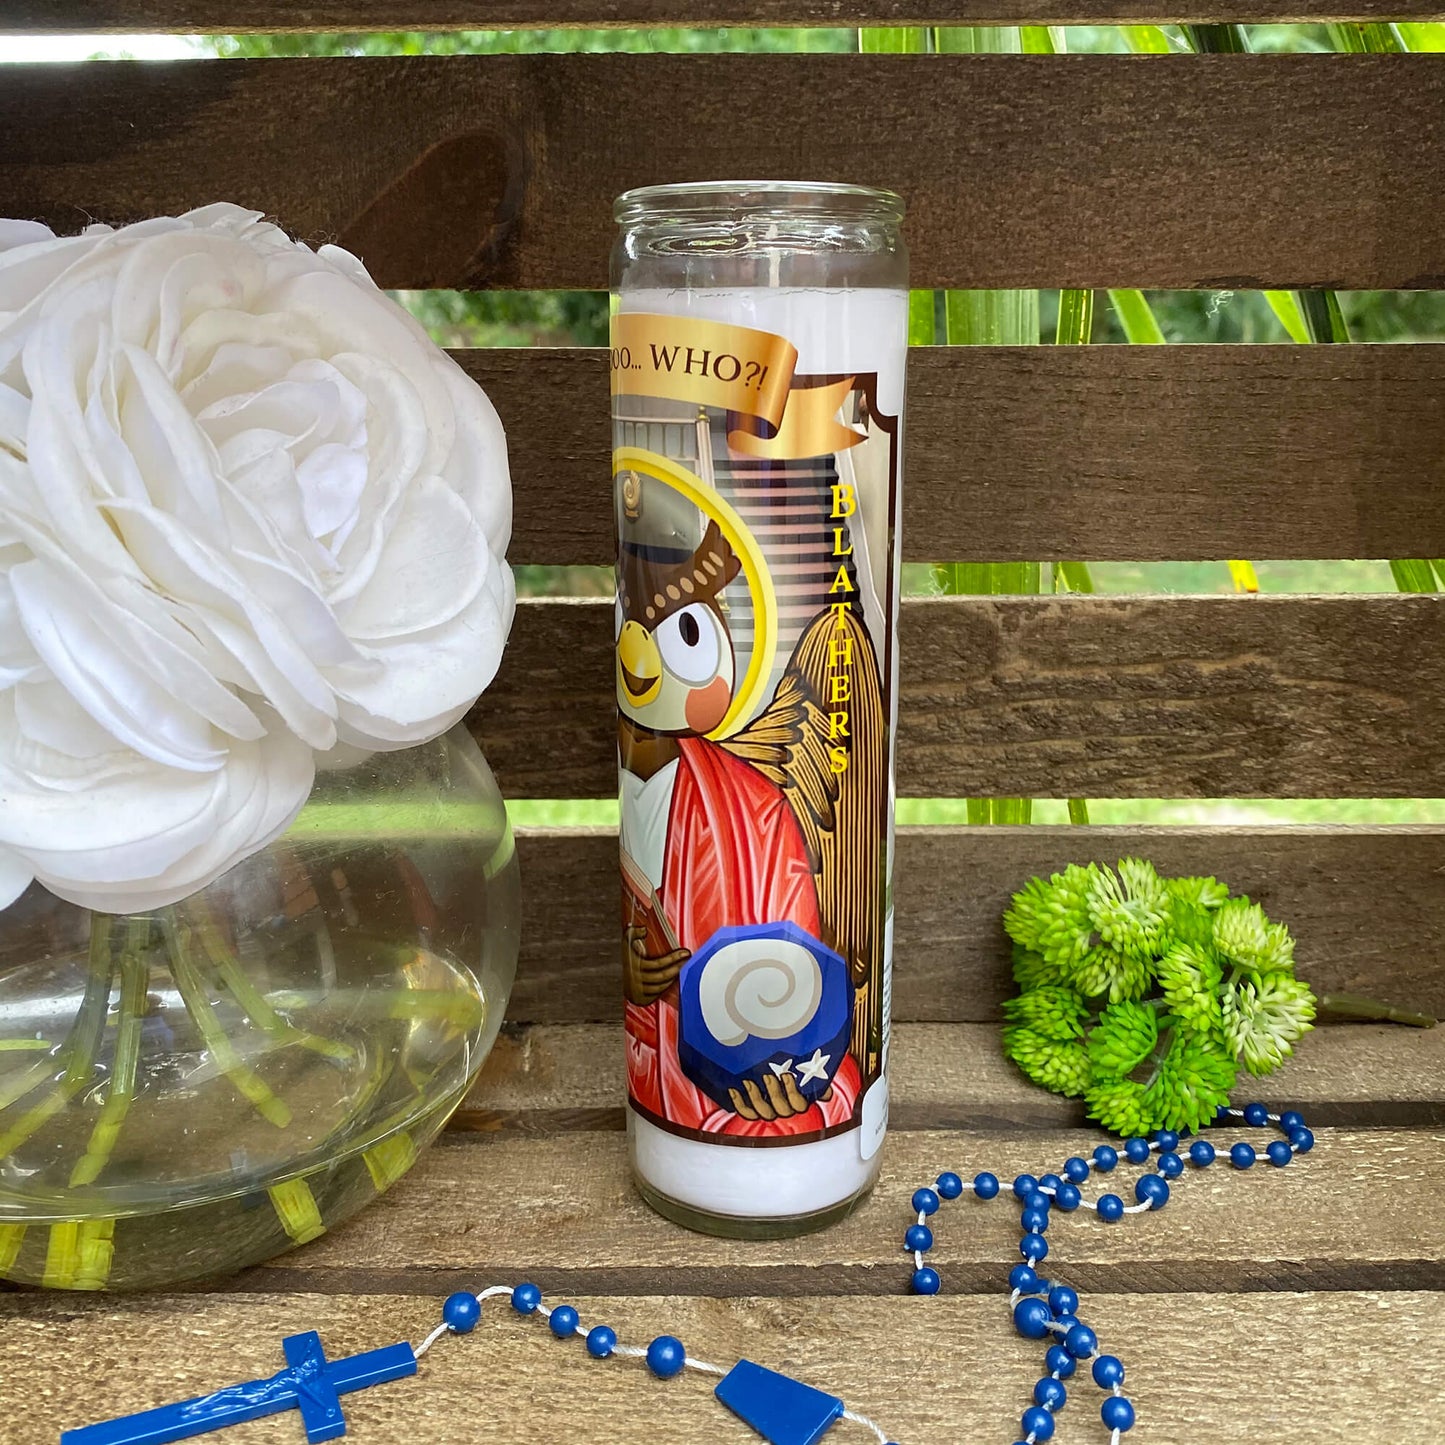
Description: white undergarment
619,758,680,892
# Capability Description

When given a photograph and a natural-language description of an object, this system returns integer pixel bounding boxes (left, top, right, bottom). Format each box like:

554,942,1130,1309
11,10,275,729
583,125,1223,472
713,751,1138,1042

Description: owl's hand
727,1071,814,1122
623,926,689,1006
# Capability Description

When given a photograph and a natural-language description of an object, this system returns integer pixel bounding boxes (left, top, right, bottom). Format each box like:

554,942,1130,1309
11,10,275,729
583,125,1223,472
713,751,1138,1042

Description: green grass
509,797,1445,829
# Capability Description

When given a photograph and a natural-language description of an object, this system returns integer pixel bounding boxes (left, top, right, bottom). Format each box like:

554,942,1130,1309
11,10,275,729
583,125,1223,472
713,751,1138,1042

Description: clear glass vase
0,725,519,1290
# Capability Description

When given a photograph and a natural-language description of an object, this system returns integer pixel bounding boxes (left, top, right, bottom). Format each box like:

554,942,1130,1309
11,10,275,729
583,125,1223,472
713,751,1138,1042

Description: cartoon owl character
617,517,885,1139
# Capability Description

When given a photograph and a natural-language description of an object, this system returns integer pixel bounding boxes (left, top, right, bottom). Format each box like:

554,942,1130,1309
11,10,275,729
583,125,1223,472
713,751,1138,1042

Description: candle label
613,312,897,1149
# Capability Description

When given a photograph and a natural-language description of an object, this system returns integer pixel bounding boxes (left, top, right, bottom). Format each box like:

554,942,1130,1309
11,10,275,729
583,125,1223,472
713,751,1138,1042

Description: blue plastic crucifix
60,1331,418,1445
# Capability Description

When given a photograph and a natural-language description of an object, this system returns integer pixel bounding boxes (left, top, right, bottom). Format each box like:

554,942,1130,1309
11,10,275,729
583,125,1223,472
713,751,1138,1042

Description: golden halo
614,446,777,740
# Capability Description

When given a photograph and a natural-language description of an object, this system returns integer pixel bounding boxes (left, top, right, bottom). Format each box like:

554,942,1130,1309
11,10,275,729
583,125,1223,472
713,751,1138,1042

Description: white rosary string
413,1282,891,1441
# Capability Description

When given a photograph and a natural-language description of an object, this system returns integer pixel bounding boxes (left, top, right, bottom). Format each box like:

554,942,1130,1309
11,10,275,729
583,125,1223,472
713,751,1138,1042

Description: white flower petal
0,204,513,910
0,846,32,910
340,476,487,641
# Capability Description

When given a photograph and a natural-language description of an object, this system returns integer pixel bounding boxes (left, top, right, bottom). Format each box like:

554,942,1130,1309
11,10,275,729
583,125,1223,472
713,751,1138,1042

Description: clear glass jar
0,725,519,1289
611,182,907,1237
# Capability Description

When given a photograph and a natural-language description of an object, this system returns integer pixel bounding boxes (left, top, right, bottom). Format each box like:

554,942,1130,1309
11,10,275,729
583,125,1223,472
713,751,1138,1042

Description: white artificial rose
0,204,514,912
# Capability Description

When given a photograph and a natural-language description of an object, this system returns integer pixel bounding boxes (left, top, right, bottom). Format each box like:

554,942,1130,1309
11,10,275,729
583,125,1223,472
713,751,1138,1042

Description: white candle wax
619,285,908,1223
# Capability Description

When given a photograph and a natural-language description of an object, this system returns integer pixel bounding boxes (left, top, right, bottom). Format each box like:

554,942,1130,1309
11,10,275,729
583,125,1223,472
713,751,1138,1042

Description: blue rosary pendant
63,1103,1313,1445
61,1332,417,1445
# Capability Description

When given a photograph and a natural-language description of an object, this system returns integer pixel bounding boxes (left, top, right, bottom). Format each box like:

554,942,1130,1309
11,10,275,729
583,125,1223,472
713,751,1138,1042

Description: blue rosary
64,1104,1314,1445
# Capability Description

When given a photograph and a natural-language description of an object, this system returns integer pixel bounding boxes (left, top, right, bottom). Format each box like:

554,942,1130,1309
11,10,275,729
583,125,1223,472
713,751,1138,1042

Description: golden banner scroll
610,312,865,460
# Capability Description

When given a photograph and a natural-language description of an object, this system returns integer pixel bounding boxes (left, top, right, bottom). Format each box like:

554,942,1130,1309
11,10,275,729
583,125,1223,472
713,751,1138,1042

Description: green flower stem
0,925,115,1156
165,922,292,1129
69,920,151,1188
192,908,356,1064
1317,993,1437,1028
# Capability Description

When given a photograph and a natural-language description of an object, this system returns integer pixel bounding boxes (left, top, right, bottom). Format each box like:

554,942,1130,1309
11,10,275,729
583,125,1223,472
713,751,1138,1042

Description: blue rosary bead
1231,1142,1257,1170
511,1283,542,1315
974,1171,1001,1200
442,1292,481,1333
1014,1298,1052,1340
1281,1109,1306,1132
1039,1173,1063,1192
1064,1323,1098,1359
1010,1264,1040,1293
1154,1129,1180,1151
1290,1126,1315,1153
1021,1405,1056,1441
905,1224,935,1252
1157,1151,1184,1178
1053,1182,1082,1212
1101,1396,1136,1432
1243,1102,1270,1127
1189,1139,1216,1168
548,1305,580,1338
585,1326,617,1359
1023,1191,1052,1214
1034,1377,1067,1411
912,1187,940,1216
1020,1233,1049,1263
646,1336,687,1378
1124,1137,1150,1164
1092,1355,1125,1388
1092,1145,1119,1172
937,1172,965,1200
1045,1344,1077,1379
1097,1193,1125,1222
1267,1140,1294,1167
1134,1175,1169,1209
911,1266,941,1295
1047,1285,1079,1317
1064,1156,1091,1183
1020,1207,1050,1235
1013,1173,1040,1201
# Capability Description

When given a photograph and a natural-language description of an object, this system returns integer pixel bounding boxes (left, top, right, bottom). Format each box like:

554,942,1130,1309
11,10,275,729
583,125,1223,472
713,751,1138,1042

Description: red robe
625,736,861,1137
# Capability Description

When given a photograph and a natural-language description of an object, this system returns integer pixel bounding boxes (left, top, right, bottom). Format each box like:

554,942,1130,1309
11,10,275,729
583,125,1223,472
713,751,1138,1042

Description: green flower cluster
1001,858,1316,1135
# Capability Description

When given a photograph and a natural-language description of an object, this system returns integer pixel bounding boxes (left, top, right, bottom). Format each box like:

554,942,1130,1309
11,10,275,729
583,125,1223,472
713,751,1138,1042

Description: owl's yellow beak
618,620,662,706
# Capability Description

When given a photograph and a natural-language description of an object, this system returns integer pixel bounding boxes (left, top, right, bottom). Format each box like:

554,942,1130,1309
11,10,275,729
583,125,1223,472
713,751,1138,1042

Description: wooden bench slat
5,55,1445,290
475,345,1445,567
466,1022,1445,1131
12,2,1445,31
511,825,1445,1023
9,1292,1443,1444
240,1124,1442,1295
476,595,1445,799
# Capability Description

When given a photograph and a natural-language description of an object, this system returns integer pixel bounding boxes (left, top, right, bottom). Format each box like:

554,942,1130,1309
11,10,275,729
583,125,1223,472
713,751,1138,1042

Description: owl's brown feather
723,606,886,1041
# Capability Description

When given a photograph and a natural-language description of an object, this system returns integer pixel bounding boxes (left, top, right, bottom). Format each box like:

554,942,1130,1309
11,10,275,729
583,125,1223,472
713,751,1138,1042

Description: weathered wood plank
512,826,1445,1023
11,1,1445,31
8,1292,1443,1445
463,1022,1445,1132
237,1126,1444,1295
473,345,1445,567
475,595,1445,799
4,56,1445,290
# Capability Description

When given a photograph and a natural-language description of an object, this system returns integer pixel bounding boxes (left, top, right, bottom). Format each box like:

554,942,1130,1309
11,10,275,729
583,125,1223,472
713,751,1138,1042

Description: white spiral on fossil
698,938,824,1048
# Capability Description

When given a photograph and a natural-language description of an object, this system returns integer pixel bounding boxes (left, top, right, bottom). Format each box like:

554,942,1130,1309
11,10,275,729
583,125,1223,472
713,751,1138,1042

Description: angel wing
723,607,888,1070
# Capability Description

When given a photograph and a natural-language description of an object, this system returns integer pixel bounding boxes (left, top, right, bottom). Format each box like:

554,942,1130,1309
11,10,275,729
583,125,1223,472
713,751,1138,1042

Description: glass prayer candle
611,181,908,1237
